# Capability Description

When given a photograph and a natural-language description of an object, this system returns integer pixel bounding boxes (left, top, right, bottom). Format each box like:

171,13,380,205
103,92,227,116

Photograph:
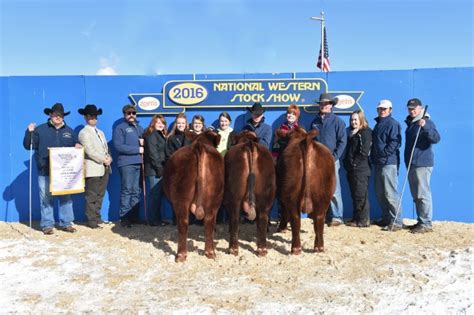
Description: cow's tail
300,137,313,214
190,143,205,220
243,142,257,221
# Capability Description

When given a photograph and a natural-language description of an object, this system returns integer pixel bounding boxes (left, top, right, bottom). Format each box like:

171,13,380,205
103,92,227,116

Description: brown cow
162,129,224,262
224,131,276,257
276,127,336,254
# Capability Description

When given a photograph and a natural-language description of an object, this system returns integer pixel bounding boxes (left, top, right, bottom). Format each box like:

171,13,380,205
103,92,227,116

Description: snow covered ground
0,220,472,314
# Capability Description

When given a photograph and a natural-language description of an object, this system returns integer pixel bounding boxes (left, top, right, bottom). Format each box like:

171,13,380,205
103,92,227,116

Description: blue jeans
374,164,402,226
119,164,141,217
38,175,74,230
147,175,163,223
408,167,433,228
327,160,344,222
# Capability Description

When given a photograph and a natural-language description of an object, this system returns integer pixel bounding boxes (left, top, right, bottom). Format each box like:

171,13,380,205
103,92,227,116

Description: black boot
120,211,132,228
129,203,141,224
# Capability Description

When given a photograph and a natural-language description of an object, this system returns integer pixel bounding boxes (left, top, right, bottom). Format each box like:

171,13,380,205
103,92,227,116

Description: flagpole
311,11,325,72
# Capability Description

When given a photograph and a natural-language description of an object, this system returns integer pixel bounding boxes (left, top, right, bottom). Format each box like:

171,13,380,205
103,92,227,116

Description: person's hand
418,119,426,127
139,139,144,146
139,147,144,154
75,143,83,149
104,156,112,166
28,123,36,132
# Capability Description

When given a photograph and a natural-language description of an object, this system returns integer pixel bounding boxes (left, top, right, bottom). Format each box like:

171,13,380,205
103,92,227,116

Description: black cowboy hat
247,102,265,115
78,104,103,116
43,103,70,116
315,93,337,105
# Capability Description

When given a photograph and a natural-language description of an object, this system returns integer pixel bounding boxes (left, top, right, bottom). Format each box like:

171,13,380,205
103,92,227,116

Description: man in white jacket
78,104,112,229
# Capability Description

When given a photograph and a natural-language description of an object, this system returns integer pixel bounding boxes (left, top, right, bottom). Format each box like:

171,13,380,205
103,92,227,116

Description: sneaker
328,219,343,227
61,226,77,233
382,224,402,232
410,224,433,234
43,227,54,235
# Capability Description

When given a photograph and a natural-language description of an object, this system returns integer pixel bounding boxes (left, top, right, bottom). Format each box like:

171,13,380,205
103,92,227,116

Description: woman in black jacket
165,112,191,161
343,110,373,227
143,114,168,226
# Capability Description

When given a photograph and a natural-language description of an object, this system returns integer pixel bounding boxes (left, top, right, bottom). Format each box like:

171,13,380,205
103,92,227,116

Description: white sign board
49,147,85,196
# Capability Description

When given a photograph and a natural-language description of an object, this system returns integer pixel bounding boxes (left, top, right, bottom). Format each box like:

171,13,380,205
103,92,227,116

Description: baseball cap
122,104,136,113
407,98,422,109
377,100,392,109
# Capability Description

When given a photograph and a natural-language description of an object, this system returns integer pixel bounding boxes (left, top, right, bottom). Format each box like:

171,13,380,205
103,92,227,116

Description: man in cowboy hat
242,102,272,148
23,102,81,234
404,98,440,233
78,104,112,229
371,99,403,231
112,104,144,227
310,93,347,227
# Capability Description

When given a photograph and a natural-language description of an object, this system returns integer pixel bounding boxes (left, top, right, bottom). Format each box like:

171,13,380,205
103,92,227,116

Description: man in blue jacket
23,103,80,235
243,102,272,149
310,93,347,226
113,104,144,227
371,100,403,231
404,98,440,233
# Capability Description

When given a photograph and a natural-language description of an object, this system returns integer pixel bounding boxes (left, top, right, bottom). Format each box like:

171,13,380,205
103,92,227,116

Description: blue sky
0,0,472,76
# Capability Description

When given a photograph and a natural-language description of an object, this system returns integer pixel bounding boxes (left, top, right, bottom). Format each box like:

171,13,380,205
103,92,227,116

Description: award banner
49,147,85,196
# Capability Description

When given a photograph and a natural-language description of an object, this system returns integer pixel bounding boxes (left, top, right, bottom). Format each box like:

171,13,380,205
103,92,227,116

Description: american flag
317,26,331,72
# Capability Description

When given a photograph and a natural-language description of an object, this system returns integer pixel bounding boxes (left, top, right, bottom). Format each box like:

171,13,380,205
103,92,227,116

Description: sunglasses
126,111,137,116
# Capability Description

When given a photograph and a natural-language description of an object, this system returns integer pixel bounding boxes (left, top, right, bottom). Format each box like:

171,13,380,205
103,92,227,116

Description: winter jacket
343,127,372,176
371,115,401,166
23,120,78,176
310,112,347,160
165,130,191,161
242,117,272,149
144,130,167,177
404,113,440,167
112,119,144,168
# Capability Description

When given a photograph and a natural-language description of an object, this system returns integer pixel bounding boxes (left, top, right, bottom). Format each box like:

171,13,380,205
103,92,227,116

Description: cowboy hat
78,104,103,116
247,102,265,115
315,93,337,105
43,103,70,116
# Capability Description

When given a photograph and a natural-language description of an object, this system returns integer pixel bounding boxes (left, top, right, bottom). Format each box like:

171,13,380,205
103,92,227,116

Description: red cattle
276,127,336,254
224,131,276,256
163,129,224,262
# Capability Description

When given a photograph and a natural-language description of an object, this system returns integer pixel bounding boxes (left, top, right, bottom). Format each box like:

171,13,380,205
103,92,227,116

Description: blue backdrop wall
1,67,473,223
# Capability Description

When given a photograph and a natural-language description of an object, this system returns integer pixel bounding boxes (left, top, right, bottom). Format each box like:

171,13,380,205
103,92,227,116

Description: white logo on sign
334,95,355,109
138,97,160,111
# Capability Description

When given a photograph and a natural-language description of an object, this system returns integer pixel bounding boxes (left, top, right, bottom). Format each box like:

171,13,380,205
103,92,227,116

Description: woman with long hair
143,114,168,226
343,109,373,227
166,112,191,160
